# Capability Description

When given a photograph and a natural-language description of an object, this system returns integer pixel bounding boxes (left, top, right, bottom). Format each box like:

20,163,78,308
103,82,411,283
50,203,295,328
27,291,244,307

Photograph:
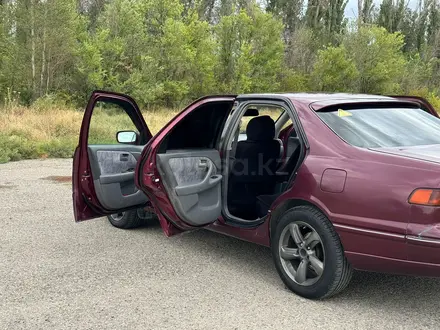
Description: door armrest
100,172,135,184
175,174,222,196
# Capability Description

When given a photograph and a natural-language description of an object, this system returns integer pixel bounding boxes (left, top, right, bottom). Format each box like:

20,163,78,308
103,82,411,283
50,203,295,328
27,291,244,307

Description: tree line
1,0,440,108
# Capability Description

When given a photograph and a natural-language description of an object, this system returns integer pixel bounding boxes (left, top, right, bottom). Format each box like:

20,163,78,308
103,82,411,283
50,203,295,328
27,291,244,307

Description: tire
107,209,145,229
271,205,353,299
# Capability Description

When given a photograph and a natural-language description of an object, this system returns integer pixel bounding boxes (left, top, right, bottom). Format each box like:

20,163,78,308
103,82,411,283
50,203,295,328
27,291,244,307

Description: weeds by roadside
0,106,179,163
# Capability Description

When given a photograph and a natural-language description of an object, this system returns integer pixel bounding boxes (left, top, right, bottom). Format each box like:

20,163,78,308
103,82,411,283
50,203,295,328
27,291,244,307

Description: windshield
317,107,440,148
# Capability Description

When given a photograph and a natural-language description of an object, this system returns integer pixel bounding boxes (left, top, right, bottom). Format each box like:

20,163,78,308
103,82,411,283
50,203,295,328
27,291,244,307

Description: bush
0,134,40,163
281,70,310,92
409,88,440,112
311,45,359,92
32,94,73,113
38,139,76,158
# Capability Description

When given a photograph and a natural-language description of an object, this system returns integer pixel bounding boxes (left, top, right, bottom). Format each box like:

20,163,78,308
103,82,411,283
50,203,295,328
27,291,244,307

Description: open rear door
73,91,152,221
156,150,223,226
137,96,235,235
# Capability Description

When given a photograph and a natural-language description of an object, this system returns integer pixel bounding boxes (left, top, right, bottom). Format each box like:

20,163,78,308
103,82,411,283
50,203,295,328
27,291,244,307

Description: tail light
409,189,440,206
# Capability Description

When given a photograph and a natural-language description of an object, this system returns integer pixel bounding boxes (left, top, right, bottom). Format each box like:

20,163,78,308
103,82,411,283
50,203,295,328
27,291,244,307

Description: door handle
120,153,129,161
198,159,208,168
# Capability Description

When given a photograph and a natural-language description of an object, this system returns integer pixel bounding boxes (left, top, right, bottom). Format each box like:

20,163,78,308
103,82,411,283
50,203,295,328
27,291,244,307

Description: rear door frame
218,97,304,225
73,90,152,222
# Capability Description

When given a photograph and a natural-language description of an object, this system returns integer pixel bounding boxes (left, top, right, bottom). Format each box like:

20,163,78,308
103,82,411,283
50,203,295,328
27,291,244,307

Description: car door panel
156,149,222,226
90,147,139,175
73,90,152,222
87,145,147,210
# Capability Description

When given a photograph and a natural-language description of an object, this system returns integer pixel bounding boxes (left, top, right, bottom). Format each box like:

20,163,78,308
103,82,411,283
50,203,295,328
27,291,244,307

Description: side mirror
116,130,138,144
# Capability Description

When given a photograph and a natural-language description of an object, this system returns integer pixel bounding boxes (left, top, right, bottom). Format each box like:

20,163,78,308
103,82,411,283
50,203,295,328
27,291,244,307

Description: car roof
236,93,402,110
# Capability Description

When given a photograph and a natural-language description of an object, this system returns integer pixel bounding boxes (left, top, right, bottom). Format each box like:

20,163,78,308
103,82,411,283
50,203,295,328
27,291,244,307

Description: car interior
155,101,303,224
225,106,302,220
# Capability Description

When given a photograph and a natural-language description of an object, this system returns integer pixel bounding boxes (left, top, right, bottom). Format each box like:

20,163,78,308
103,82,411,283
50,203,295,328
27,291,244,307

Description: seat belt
230,127,241,159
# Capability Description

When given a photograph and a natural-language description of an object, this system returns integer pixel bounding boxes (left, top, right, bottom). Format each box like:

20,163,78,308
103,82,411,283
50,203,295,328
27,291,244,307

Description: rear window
317,107,440,148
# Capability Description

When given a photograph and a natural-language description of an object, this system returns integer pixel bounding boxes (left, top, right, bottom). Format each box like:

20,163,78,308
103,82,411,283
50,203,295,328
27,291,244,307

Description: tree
3,0,440,108
78,0,109,31
399,54,432,93
305,0,324,31
184,10,217,99
140,0,216,106
344,26,406,93
76,0,218,107
0,2,10,101
266,0,303,36
377,0,406,33
303,0,347,44
323,0,348,39
427,1,440,58
400,8,423,53
1,0,81,104
215,6,284,93
310,45,359,92
285,27,320,74
360,0,374,24
39,0,82,98
196,0,217,22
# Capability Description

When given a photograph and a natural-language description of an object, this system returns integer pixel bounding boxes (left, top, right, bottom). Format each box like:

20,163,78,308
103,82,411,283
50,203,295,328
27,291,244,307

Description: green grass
0,106,179,164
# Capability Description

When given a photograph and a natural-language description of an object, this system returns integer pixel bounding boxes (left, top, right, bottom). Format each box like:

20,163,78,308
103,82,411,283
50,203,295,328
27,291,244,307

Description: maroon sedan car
73,91,440,299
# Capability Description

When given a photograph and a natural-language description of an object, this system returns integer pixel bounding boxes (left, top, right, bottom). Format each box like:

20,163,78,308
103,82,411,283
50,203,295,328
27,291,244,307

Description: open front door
73,90,152,221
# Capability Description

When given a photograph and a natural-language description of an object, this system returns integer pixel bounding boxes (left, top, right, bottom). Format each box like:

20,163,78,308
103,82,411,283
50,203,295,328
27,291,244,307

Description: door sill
221,212,267,228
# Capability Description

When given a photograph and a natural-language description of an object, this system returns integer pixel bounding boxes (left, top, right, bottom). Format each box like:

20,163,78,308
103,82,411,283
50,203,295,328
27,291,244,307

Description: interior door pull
198,159,208,168
120,153,129,161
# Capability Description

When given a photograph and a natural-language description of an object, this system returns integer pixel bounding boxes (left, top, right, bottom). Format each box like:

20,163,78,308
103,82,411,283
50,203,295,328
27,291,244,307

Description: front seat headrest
246,115,275,142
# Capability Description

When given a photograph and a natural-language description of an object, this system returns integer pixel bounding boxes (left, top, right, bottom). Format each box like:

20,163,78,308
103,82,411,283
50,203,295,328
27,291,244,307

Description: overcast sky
345,0,419,18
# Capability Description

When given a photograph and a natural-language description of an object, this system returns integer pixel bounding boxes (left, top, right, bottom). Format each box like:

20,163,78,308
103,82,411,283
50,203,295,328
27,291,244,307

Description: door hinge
81,171,91,181
145,172,160,183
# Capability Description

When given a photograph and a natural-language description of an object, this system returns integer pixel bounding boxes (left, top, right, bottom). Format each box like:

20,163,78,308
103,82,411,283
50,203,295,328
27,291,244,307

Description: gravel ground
1,158,440,330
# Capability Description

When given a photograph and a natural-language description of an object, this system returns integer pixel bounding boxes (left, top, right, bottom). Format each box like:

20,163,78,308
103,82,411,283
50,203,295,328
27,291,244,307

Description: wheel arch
268,197,353,299
269,198,333,245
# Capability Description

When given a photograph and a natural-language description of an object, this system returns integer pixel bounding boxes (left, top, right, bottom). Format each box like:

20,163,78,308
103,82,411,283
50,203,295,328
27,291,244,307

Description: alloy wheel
110,212,125,222
278,221,325,286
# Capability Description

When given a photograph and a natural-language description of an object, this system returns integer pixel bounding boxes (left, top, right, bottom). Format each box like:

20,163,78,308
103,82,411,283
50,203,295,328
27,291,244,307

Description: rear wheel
271,205,352,299
107,209,147,229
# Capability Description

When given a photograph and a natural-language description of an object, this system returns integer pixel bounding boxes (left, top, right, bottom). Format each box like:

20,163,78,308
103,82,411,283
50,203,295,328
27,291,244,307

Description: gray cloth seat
228,116,281,219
